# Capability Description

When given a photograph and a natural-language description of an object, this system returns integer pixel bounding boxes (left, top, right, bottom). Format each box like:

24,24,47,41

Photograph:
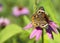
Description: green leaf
19,30,35,43
0,24,22,43
23,16,30,24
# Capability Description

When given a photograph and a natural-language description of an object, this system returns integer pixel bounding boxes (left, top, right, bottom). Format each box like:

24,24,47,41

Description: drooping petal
30,29,37,39
24,22,33,30
46,25,54,39
47,32,53,39
30,27,42,40
49,21,59,28
49,22,58,34
35,28,42,41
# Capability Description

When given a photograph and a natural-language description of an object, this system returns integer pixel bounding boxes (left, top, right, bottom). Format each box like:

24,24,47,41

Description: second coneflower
24,7,59,41
12,6,29,17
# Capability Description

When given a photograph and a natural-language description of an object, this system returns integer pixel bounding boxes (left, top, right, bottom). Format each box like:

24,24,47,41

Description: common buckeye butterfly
32,7,49,28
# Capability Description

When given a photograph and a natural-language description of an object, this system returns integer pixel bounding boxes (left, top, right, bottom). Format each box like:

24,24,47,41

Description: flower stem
42,29,44,43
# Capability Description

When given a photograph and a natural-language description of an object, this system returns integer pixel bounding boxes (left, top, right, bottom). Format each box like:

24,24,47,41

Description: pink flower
0,17,10,28
24,21,59,41
0,4,3,12
12,6,29,17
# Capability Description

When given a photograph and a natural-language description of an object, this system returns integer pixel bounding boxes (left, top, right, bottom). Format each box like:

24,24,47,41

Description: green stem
42,29,44,43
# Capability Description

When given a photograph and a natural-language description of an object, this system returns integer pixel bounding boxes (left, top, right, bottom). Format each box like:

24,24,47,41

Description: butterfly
31,7,50,28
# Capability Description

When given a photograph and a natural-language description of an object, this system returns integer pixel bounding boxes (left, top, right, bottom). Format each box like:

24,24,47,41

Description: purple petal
47,32,53,39
49,21,59,28
30,29,37,39
24,22,33,30
49,22,58,34
46,25,54,39
35,28,42,41
30,27,42,41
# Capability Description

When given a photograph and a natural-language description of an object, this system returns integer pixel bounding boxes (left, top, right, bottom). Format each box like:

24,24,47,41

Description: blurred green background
0,0,60,43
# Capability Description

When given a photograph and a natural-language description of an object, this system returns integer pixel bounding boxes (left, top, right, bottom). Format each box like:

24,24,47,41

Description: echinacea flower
12,6,29,17
24,21,59,41
0,17,10,28
0,4,3,12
